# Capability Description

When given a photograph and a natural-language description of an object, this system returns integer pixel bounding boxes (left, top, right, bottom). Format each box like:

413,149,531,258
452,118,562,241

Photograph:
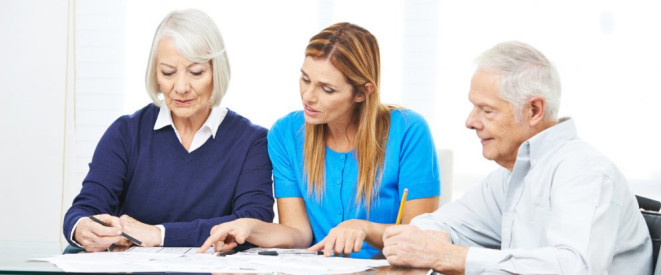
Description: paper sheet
32,247,389,274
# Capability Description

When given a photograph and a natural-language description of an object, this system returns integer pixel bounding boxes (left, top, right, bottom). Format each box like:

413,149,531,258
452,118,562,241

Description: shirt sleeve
62,118,131,246
463,172,626,275
411,169,505,248
393,110,440,200
269,114,303,198
418,168,632,274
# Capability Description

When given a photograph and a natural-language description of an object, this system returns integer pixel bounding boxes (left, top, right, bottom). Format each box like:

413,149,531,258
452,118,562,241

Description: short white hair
145,9,230,107
475,41,561,121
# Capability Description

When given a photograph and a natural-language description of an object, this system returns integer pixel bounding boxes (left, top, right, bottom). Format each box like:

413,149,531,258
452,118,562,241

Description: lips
174,99,193,105
304,104,320,116
480,138,494,144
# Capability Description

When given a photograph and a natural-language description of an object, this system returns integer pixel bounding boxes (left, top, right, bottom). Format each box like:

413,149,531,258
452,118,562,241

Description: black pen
257,250,323,256
88,215,143,246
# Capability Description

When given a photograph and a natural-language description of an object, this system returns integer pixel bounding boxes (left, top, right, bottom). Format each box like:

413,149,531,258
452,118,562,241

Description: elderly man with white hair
382,41,651,275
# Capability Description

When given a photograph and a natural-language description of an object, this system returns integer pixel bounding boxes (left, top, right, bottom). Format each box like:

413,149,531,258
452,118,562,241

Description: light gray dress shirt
413,118,652,274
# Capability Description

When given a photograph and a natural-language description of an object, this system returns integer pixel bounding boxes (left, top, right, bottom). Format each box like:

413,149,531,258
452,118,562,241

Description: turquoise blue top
268,109,441,258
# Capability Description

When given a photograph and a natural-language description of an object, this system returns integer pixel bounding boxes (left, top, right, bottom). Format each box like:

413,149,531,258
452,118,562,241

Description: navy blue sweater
63,104,274,247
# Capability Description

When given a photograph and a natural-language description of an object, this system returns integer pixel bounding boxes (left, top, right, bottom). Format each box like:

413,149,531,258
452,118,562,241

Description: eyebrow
158,62,207,69
158,62,174,68
300,69,337,89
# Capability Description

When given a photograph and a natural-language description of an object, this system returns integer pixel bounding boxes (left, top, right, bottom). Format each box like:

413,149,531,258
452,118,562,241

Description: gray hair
145,9,230,107
475,41,561,121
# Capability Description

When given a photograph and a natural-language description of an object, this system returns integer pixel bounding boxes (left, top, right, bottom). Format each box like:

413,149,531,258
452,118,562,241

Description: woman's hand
308,219,368,257
118,214,162,247
73,214,123,252
198,218,259,253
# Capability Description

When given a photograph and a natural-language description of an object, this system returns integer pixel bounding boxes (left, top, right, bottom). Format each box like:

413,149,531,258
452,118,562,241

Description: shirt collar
518,117,577,166
153,102,226,138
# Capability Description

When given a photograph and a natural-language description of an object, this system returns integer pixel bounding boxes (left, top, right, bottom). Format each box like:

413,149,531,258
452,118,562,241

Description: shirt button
340,154,345,160
336,179,341,185
337,210,342,215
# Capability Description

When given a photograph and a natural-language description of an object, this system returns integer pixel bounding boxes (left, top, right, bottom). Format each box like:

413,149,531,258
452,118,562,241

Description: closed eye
322,86,334,93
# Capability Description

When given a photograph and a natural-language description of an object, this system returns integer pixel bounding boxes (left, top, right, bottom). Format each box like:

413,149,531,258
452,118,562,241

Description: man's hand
382,225,468,275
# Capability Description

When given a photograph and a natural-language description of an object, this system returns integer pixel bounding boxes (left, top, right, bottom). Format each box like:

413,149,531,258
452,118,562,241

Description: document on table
32,247,389,274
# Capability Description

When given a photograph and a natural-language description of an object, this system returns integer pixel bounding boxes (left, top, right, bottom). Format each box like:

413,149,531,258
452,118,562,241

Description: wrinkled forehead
468,69,502,103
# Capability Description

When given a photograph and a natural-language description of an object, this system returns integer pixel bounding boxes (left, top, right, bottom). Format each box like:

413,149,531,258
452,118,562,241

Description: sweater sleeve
161,128,275,246
62,117,131,246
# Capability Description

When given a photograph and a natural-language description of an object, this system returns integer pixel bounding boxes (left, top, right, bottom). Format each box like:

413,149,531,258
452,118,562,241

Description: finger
103,214,123,228
343,236,354,255
330,235,345,256
230,229,246,244
308,238,325,251
323,235,337,257
83,235,121,252
311,237,333,257
113,238,132,247
199,229,227,253
213,234,237,252
354,237,363,253
385,254,401,265
85,245,108,253
383,225,405,239
211,231,236,252
119,214,138,231
89,215,123,237
219,241,238,252
90,222,122,237
198,233,219,253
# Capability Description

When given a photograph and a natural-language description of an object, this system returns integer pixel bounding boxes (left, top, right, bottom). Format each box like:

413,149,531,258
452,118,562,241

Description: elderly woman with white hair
63,9,274,252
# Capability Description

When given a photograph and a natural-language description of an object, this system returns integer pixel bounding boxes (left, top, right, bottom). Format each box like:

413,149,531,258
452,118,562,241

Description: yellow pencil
395,188,408,225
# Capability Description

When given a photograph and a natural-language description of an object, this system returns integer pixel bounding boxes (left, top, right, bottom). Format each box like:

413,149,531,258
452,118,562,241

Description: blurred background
2,0,660,247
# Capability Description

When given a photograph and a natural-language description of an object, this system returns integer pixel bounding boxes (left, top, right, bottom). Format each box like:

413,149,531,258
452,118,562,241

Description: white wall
0,0,72,245
1,0,660,245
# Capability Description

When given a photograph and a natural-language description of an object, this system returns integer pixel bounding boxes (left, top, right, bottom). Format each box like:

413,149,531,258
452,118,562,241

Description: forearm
244,219,313,248
364,221,388,249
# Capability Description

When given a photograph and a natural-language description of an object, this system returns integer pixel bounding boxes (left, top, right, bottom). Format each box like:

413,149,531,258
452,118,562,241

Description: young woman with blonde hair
200,22,440,258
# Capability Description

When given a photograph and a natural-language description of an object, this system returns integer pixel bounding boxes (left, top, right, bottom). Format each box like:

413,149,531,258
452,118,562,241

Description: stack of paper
32,247,390,274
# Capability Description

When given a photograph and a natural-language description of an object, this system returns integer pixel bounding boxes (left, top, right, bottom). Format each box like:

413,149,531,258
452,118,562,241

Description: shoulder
388,108,433,139
108,103,158,133
271,110,305,130
269,111,305,137
390,108,431,129
554,139,623,180
223,109,268,137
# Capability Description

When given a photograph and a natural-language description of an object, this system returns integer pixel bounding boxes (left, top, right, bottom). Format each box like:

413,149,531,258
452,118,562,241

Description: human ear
354,83,375,103
527,96,546,126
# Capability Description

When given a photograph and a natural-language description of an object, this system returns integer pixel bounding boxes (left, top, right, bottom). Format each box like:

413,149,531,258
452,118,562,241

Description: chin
482,151,496,161
303,115,324,125
304,119,324,125
171,110,195,119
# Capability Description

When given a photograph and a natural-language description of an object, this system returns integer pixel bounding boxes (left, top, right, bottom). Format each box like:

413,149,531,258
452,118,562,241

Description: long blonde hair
303,22,392,211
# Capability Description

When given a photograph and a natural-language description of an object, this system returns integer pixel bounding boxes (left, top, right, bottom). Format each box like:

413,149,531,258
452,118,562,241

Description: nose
465,108,481,130
173,73,189,94
300,84,315,104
